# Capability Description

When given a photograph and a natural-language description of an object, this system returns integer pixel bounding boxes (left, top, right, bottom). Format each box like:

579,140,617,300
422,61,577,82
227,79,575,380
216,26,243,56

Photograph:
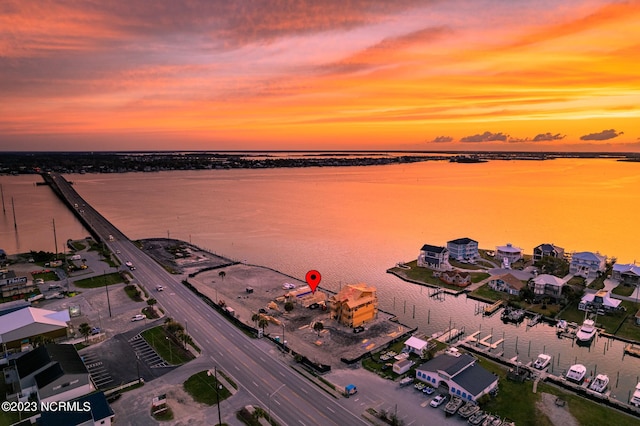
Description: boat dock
434,327,465,343
624,344,640,358
483,300,504,316
464,331,504,350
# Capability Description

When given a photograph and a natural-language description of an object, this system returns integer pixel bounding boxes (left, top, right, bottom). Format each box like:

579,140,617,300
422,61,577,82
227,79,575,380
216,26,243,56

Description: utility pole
104,271,112,317
215,367,222,426
52,218,58,259
268,384,285,423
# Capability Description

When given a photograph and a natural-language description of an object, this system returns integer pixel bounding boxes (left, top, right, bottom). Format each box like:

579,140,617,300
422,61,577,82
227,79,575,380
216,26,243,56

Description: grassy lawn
470,284,512,302
124,284,144,302
519,301,563,317
74,272,123,288
478,357,639,426
613,302,640,341
32,271,58,281
558,300,638,334
183,370,231,405
141,326,194,365
69,241,86,251
612,284,636,297
390,260,489,291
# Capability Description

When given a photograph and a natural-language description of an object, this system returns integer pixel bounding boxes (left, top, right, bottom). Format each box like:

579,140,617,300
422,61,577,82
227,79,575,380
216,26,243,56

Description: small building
417,244,451,270
495,244,522,268
579,289,622,313
529,274,565,300
404,336,433,358
488,273,524,296
329,283,378,328
0,269,35,298
393,358,414,375
436,270,471,287
38,391,115,426
533,243,565,262
415,352,498,402
612,263,640,286
447,238,479,262
569,251,606,278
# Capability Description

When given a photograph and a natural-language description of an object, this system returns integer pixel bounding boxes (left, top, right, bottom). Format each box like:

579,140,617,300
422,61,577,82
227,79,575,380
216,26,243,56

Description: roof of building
0,300,31,316
453,363,498,396
0,307,70,341
15,345,50,378
418,353,475,376
580,290,622,308
14,343,86,380
535,243,564,252
448,238,477,245
495,273,525,290
34,363,65,388
405,336,429,351
532,274,565,286
395,359,414,368
331,283,376,308
496,244,522,253
613,263,640,276
37,391,114,425
572,251,605,262
421,244,447,253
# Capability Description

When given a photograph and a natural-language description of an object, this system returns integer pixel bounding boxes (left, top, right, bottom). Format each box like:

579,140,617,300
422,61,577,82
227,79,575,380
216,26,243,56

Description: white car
282,283,296,289
430,394,447,408
131,314,145,322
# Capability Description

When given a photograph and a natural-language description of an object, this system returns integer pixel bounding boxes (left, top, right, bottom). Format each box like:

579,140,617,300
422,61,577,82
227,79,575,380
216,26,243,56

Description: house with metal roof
415,352,498,402
0,306,70,350
6,344,94,404
529,274,566,300
447,238,479,262
417,244,451,270
579,289,622,313
612,263,640,286
569,251,606,278
533,243,565,262
496,243,522,268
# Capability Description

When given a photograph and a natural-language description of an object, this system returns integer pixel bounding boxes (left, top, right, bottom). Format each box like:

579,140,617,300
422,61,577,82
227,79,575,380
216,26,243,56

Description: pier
624,344,640,358
483,300,504,316
434,327,465,343
464,330,504,350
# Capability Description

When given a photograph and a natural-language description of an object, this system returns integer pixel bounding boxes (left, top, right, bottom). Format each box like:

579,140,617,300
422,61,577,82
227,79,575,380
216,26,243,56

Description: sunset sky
1,0,640,152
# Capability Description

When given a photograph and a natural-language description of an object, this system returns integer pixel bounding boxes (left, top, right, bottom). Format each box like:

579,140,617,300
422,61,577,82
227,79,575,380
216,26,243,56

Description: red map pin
305,270,321,293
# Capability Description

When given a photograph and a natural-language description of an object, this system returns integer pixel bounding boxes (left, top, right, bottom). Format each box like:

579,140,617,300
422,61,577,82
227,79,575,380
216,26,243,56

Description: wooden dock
435,327,465,343
464,331,503,350
625,343,640,358
483,300,504,316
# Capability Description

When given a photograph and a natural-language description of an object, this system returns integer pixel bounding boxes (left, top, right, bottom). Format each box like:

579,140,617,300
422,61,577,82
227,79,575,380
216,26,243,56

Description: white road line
252,381,259,387
301,388,308,394
326,407,335,413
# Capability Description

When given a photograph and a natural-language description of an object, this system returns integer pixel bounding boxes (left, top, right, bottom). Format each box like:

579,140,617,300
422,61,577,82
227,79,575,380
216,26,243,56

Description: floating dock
435,327,465,343
464,331,503,350
625,344,640,358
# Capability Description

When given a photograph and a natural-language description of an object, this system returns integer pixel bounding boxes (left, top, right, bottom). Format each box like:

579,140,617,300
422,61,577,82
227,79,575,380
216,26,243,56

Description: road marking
326,407,335,413
420,401,429,407
234,366,240,371
275,400,281,406
260,357,266,362
298,421,306,426
252,381,259,387
301,388,308,394
279,372,285,377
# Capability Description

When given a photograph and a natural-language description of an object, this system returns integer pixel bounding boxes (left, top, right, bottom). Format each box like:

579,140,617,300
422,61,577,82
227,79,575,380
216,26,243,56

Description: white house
579,289,622,313
529,274,565,300
496,244,522,268
415,352,498,402
393,358,414,375
417,244,451,270
569,251,606,278
404,336,432,358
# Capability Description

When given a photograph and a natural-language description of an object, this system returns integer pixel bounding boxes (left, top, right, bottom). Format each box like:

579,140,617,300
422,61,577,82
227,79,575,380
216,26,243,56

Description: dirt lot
141,239,413,368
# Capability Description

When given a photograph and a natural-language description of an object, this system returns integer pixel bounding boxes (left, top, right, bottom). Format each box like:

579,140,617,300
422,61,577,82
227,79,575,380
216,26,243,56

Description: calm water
2,158,640,399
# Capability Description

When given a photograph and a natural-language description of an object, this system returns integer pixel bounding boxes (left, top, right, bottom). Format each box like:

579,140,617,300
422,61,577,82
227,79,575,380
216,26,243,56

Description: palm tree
218,270,226,281
313,321,324,337
251,313,260,329
284,301,294,313
79,322,91,343
257,315,269,333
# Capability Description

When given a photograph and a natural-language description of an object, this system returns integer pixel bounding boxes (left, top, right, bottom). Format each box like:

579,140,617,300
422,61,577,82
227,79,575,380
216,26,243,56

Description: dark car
353,326,365,333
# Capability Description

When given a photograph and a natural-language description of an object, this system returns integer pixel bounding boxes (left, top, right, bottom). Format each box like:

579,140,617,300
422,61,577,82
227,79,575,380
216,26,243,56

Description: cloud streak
580,129,623,141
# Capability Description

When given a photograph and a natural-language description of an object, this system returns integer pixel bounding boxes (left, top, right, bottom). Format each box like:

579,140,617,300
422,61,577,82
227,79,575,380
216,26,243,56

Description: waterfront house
579,289,622,313
417,244,451,270
495,243,522,268
569,251,606,278
612,263,640,286
329,283,378,328
447,238,479,262
488,273,525,296
435,270,471,287
404,336,434,358
415,352,498,402
0,306,70,350
533,243,565,262
529,274,565,300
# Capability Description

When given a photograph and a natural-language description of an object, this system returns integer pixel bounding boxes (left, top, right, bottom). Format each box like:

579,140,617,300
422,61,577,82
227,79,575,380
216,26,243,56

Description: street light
166,337,172,363
208,367,223,426
268,384,286,422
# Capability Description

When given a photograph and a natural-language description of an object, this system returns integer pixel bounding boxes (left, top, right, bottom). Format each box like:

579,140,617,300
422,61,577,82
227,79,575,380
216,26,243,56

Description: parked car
90,327,101,335
353,326,365,333
430,394,447,408
423,386,435,395
131,314,145,322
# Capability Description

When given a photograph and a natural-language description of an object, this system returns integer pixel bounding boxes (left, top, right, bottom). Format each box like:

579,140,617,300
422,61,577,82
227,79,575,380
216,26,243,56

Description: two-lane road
46,173,367,425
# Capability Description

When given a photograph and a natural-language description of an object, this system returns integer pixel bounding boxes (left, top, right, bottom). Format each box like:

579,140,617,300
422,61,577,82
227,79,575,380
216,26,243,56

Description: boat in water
565,364,587,383
575,319,597,344
630,382,640,407
588,373,609,393
533,353,552,370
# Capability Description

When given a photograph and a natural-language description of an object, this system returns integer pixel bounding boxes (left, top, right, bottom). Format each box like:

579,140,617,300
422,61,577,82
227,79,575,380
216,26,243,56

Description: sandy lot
141,239,414,368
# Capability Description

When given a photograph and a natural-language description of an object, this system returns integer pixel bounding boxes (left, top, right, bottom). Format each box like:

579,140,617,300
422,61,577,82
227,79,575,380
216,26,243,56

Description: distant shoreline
1,150,639,175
